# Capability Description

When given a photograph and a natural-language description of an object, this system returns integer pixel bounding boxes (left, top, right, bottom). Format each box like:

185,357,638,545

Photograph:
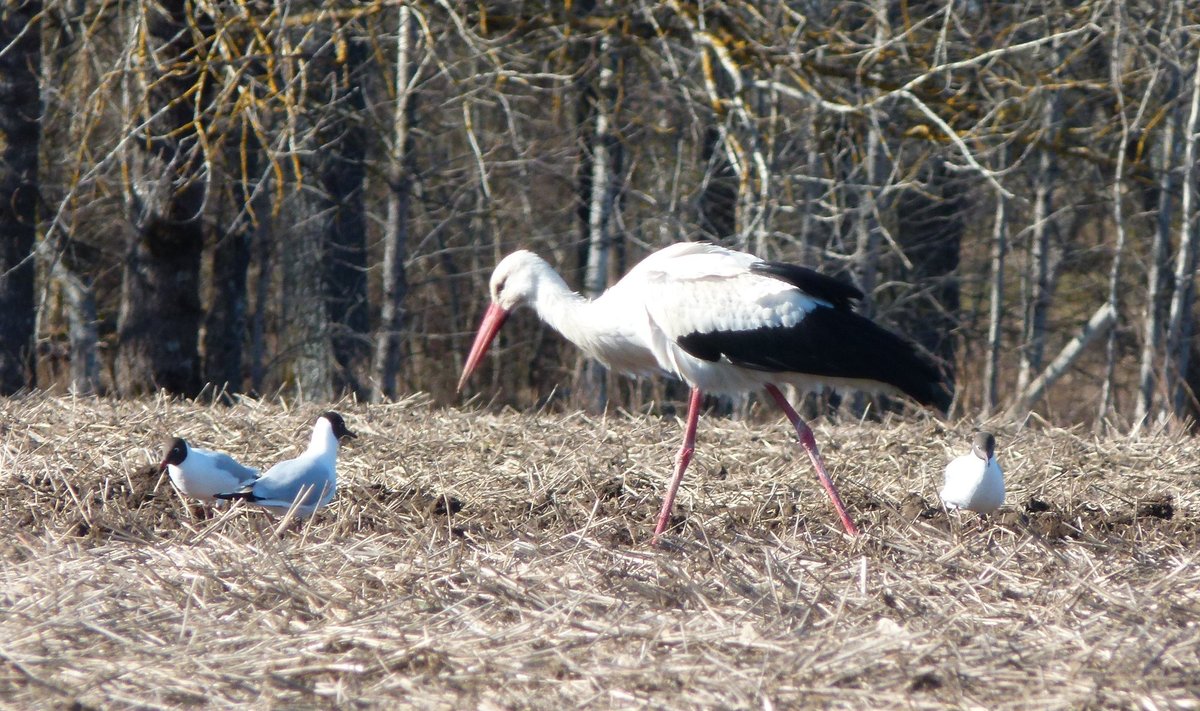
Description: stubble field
1,394,1198,709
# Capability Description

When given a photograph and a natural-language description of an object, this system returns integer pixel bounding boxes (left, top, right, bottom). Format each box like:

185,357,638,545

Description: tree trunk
249,207,272,395
323,36,370,398
0,0,41,393
203,121,260,399
853,124,886,318
1164,48,1200,419
372,5,419,403
282,183,334,401
1099,11,1130,426
1009,304,1117,418
983,169,1008,417
1134,88,1181,428
116,0,208,397
54,261,99,395
576,8,621,413
1017,94,1061,395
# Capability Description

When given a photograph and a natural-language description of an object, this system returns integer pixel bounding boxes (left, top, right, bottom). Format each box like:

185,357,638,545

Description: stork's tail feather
677,307,952,413
889,353,952,414
839,312,951,413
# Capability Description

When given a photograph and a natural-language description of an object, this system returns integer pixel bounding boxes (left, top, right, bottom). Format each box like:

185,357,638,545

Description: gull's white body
940,447,1005,514
167,445,259,502
232,418,344,517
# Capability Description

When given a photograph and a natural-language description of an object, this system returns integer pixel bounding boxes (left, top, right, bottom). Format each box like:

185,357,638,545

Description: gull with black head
216,411,357,518
940,431,1005,514
159,437,259,502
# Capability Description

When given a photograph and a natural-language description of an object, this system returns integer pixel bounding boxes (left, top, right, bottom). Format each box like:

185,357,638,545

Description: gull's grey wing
252,456,334,507
211,452,260,485
193,446,260,485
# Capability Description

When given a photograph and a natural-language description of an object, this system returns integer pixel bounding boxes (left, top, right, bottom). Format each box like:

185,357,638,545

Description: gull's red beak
457,303,510,393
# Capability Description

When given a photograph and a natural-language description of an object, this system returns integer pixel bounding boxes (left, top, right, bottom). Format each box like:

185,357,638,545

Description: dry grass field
1,394,1198,709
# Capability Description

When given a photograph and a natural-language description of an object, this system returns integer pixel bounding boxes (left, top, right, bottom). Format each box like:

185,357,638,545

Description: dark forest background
0,0,1198,429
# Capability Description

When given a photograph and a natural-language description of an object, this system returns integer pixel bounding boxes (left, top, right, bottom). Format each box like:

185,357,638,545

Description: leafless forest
1,1,1198,427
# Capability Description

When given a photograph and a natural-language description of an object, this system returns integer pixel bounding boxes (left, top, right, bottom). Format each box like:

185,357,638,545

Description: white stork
457,242,949,538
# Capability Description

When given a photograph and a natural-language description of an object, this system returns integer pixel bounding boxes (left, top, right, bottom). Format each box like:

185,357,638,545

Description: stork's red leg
764,384,860,536
653,386,704,540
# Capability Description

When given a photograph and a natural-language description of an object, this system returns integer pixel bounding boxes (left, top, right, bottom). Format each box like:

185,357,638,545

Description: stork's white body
941,450,1005,514
460,242,948,537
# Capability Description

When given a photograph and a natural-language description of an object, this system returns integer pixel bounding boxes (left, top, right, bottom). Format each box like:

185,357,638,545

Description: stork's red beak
457,303,510,393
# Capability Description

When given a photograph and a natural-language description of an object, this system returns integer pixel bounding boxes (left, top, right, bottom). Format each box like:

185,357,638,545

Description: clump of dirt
899,492,940,521
1136,494,1174,520
1025,498,1052,514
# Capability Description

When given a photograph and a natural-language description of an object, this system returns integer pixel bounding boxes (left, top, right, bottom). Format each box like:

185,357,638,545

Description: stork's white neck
522,260,597,347
307,418,340,457
511,255,654,375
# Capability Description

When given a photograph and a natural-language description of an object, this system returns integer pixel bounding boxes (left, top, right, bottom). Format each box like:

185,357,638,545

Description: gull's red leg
764,384,860,536
653,386,704,540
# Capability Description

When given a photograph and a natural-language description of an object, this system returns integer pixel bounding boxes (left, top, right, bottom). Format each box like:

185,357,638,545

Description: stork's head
458,250,548,393
489,250,545,310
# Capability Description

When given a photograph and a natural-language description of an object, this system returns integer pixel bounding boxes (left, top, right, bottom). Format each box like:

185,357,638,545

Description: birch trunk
1017,95,1060,395
1164,47,1200,418
372,5,419,403
983,180,1008,416
1009,304,1117,418
1134,91,1180,427
1099,9,1130,425
578,10,620,413
854,125,885,318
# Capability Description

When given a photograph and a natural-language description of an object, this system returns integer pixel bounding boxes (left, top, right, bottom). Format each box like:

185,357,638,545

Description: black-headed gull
159,437,259,502
216,411,356,517
940,432,1005,514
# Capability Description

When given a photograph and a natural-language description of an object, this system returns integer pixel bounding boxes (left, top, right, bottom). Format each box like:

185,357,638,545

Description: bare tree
1135,85,1182,428
371,5,422,402
983,180,1008,417
5,0,1193,428
114,0,210,396
1016,93,1061,397
1164,44,1200,419
202,120,262,399
1099,3,1132,425
0,0,42,393
576,2,622,413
